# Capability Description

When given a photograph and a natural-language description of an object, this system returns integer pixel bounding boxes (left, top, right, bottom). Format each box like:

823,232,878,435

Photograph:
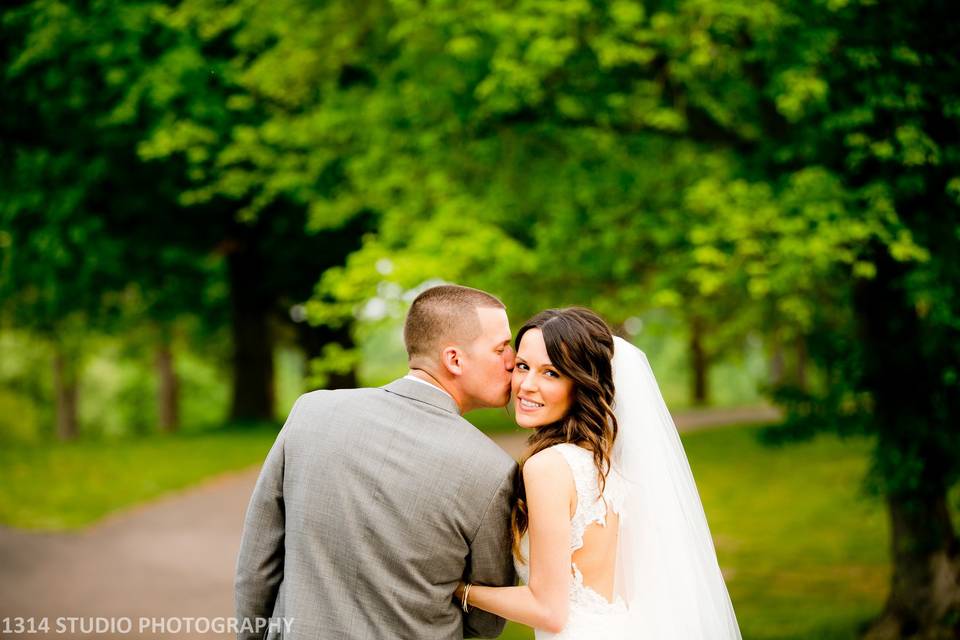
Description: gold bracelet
461,583,473,613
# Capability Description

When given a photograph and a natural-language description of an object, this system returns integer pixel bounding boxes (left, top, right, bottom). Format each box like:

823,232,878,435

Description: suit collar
383,377,462,415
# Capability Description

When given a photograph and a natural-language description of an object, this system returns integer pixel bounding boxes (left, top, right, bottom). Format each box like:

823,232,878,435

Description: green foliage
0,327,233,442
0,0,229,433
1,0,375,432
0,330,53,441
253,0,958,503
1,1,168,330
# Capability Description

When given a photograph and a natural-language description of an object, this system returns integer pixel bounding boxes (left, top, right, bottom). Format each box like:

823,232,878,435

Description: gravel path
0,404,779,639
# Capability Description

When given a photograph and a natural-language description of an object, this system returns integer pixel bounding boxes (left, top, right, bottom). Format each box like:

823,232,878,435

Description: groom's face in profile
461,306,515,410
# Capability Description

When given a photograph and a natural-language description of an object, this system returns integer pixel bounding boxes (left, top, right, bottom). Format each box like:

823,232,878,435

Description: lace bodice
514,443,628,628
556,444,626,551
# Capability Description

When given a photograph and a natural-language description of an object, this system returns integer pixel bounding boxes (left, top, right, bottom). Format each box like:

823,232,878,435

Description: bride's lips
516,396,545,413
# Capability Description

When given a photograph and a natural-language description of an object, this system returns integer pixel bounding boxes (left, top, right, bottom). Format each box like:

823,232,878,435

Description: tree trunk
689,315,710,406
227,243,276,422
856,250,960,639
156,339,180,433
53,347,78,441
769,333,785,387
863,490,960,640
794,336,808,392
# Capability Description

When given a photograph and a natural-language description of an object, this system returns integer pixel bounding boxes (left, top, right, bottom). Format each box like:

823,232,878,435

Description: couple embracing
235,285,742,640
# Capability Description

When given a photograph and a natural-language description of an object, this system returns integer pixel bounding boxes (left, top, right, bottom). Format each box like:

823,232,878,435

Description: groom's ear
440,346,464,376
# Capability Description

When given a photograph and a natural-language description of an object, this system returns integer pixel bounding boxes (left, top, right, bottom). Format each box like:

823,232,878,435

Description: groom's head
404,284,514,412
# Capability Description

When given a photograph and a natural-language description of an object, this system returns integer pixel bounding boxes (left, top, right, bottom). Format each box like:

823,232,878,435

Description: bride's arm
459,448,574,634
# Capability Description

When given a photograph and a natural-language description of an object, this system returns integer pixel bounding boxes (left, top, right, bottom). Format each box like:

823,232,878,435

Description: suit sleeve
234,397,302,639
463,463,519,638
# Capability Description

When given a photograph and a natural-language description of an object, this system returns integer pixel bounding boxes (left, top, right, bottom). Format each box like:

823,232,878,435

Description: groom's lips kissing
517,395,545,412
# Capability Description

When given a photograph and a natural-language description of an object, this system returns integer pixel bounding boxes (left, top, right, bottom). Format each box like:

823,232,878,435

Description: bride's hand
453,581,466,602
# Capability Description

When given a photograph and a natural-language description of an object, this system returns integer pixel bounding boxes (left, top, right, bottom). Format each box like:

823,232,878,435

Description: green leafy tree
1,1,159,438
3,0,376,428
2,0,227,434
649,2,959,635
119,0,378,419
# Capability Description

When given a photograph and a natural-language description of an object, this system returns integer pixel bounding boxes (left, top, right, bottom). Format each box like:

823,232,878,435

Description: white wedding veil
611,336,742,639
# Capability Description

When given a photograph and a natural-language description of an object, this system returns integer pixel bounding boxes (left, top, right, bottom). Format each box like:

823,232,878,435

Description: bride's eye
516,362,529,371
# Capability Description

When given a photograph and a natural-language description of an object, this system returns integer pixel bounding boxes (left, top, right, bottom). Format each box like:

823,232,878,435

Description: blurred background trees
1,0,957,636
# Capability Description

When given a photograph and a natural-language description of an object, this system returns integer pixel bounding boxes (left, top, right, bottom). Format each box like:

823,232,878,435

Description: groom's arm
463,464,519,638
234,398,301,639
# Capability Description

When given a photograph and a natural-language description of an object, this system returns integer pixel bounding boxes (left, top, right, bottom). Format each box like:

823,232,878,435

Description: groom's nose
503,346,516,370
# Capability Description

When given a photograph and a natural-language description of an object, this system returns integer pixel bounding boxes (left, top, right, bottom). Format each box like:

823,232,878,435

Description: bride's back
573,505,620,600
554,443,626,604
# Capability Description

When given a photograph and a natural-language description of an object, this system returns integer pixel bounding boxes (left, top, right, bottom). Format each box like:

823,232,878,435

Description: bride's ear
440,346,464,376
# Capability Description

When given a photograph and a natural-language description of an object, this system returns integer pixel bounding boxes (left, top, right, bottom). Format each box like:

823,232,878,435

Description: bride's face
512,328,574,429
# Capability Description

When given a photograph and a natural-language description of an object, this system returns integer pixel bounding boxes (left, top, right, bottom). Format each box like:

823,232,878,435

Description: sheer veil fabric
610,337,742,639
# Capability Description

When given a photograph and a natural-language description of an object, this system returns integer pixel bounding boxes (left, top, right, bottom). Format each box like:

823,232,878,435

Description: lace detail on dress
570,564,628,615
515,538,628,616
553,444,625,552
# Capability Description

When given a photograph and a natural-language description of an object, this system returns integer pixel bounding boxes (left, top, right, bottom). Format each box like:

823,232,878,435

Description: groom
235,285,519,639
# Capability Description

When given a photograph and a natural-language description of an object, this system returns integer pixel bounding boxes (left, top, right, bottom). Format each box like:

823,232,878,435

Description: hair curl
510,307,618,559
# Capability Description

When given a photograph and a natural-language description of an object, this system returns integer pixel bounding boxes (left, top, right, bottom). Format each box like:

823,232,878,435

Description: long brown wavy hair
510,307,618,559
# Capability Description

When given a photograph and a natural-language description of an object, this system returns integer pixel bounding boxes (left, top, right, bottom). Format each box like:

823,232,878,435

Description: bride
455,307,742,639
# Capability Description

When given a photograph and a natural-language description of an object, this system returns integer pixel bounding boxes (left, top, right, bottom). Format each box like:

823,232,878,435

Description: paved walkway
0,405,779,639
0,469,258,639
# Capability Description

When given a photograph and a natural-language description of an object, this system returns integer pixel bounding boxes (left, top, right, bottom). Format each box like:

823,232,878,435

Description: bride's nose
519,370,537,392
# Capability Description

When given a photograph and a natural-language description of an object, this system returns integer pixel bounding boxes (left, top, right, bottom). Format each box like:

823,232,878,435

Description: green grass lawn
2,421,956,640
0,425,280,529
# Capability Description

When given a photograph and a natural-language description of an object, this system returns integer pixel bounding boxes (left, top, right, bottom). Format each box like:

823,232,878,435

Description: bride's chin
514,415,542,429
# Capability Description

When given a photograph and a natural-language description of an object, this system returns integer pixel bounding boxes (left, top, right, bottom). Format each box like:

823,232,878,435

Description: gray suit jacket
235,378,518,640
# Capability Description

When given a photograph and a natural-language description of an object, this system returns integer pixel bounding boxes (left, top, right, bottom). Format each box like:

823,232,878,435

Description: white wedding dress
515,442,631,639
513,338,743,640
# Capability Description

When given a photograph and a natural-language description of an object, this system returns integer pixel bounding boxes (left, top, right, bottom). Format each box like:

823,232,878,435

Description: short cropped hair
403,285,505,363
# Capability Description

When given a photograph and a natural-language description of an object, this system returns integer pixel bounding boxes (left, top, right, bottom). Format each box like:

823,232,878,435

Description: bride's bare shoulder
523,446,574,484
523,446,577,514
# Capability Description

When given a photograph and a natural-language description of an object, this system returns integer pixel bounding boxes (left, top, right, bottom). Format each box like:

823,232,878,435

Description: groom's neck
406,369,464,413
